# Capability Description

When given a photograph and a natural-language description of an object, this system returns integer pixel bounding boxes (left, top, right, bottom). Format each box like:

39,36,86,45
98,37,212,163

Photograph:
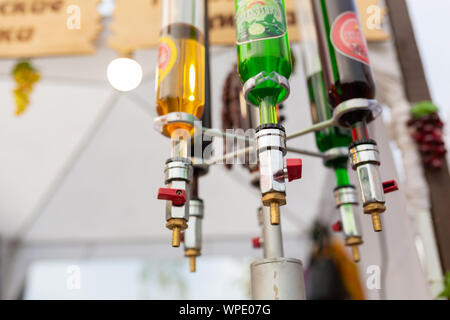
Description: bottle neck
334,165,350,186
259,98,278,125
351,120,370,141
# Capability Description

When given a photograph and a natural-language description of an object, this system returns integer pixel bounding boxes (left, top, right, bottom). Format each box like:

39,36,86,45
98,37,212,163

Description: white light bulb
107,58,143,92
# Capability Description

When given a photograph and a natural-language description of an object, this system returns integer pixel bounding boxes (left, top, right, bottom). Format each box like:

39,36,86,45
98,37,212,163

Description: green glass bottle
308,71,353,156
235,0,292,124
298,0,352,168
334,164,350,186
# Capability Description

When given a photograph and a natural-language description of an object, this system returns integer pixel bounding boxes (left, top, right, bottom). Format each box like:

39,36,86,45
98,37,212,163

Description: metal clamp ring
333,99,382,129
154,112,200,137
324,147,349,164
243,71,290,107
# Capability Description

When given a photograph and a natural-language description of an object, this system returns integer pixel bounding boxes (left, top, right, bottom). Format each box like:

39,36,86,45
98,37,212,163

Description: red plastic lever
332,221,343,232
383,180,398,194
286,158,302,182
252,237,262,249
157,188,187,206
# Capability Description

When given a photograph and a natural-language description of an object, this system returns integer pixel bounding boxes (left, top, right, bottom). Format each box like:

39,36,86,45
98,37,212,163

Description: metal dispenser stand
251,207,306,300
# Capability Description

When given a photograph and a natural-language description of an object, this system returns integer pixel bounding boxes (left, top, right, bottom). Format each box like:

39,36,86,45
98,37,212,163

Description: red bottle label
157,37,177,85
331,11,370,65
158,43,170,69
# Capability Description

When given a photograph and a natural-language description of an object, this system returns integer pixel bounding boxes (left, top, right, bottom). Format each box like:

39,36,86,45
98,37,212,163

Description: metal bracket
154,112,200,137
243,71,290,107
333,98,382,129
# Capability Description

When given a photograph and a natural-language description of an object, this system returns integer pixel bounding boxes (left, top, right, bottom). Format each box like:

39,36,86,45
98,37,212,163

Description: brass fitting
364,203,386,232
166,218,188,247
262,192,286,225
351,246,360,263
185,248,201,272
346,236,363,263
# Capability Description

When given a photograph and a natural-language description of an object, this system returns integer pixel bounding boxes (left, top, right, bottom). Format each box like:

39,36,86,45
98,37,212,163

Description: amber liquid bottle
156,23,205,135
311,0,375,126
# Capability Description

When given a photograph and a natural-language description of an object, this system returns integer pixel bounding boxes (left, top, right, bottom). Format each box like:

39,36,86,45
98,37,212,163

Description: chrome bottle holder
333,98,382,129
154,112,200,138
243,71,290,107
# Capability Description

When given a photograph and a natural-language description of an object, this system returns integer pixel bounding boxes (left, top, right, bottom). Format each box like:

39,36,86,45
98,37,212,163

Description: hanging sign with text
0,0,102,58
108,0,388,54
108,0,300,54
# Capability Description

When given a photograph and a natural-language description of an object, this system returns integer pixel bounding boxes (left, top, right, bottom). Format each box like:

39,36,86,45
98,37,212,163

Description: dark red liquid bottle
311,0,376,126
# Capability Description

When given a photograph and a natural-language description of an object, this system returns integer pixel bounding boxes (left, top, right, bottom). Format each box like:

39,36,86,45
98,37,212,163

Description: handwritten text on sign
0,0,101,58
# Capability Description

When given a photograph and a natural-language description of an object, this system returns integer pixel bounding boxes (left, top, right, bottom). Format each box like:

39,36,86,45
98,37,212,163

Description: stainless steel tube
251,258,306,300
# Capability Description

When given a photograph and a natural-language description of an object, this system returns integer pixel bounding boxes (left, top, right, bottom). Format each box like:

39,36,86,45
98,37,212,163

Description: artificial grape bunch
407,102,447,169
12,60,41,116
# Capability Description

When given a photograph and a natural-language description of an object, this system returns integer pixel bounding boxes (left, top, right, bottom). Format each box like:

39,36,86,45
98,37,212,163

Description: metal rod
203,145,324,166
286,119,335,141
202,118,335,144
261,206,284,259
201,127,253,142
204,146,254,166
286,147,326,159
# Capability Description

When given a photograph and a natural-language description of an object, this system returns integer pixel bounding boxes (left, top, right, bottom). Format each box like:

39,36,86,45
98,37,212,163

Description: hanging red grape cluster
407,102,447,169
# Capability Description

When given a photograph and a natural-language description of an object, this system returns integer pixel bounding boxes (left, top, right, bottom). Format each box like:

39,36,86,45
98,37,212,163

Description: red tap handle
157,188,187,206
383,180,398,194
252,237,262,249
286,158,302,182
180,231,185,243
332,221,342,232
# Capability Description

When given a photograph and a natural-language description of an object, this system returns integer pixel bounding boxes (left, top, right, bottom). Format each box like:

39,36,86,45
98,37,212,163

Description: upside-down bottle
311,0,398,233
299,0,362,261
311,0,375,126
235,0,303,226
235,0,292,124
155,0,206,248
156,0,205,135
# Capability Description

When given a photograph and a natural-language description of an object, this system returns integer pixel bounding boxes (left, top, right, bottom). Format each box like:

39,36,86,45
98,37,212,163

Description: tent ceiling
0,34,325,243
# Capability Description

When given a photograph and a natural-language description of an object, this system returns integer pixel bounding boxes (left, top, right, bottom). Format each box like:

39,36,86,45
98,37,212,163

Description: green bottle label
235,0,287,45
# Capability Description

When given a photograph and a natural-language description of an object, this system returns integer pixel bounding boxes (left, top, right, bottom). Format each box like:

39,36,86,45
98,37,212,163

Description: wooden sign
0,0,102,58
356,0,390,42
109,0,389,54
108,0,300,53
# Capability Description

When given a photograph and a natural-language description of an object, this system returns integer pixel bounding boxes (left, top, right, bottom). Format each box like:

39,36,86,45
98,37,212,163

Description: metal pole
201,127,253,142
286,147,326,159
261,206,284,259
202,118,335,143
203,144,324,166
286,119,335,140
251,258,306,300
250,209,306,300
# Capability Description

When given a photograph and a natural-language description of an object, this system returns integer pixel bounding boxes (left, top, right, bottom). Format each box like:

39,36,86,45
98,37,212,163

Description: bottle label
235,0,287,45
330,11,370,65
157,37,178,85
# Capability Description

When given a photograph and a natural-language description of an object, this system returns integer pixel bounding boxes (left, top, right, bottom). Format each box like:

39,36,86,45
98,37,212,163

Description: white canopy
0,1,447,299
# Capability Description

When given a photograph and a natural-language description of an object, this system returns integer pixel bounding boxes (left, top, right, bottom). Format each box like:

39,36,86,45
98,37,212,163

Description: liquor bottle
300,0,363,259
235,0,292,124
311,0,375,126
299,0,352,163
156,0,205,135
311,0,397,233
308,72,353,155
